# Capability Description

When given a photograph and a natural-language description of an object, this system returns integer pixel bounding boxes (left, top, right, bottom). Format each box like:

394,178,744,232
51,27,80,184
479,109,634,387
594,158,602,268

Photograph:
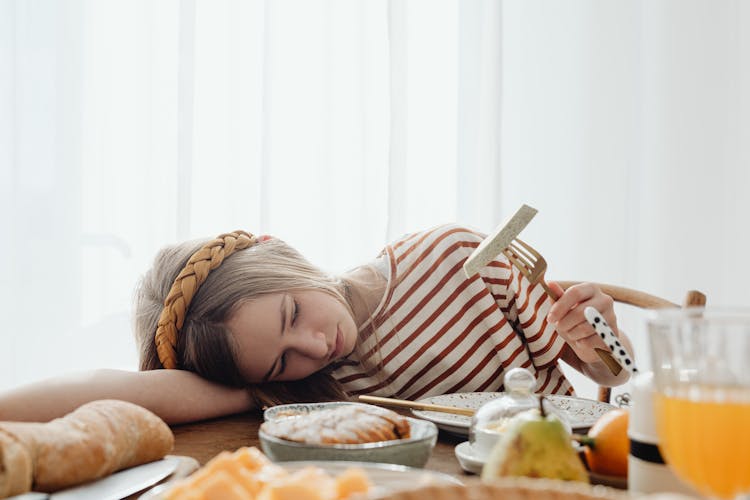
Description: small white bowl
259,402,438,468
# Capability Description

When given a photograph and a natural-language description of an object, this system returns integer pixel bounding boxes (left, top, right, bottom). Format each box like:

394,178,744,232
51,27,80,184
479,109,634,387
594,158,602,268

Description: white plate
454,441,485,475
281,461,463,494
412,393,615,436
141,460,461,499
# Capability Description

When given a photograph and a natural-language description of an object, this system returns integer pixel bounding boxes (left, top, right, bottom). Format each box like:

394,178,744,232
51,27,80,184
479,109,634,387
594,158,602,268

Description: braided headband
154,230,258,369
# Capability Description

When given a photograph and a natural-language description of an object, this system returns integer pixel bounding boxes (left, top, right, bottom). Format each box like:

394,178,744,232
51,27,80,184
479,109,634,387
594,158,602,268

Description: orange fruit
581,409,629,478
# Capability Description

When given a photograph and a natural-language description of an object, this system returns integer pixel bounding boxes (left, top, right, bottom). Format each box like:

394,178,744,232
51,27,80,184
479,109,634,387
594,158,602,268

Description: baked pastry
261,404,411,444
0,399,174,497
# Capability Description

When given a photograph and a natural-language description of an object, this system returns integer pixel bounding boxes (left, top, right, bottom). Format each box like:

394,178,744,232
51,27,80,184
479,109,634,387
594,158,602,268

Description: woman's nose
293,329,329,359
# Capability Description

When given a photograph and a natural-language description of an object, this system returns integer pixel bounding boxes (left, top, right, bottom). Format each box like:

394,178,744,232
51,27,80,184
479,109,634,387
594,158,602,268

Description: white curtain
501,1,750,395
1,0,748,398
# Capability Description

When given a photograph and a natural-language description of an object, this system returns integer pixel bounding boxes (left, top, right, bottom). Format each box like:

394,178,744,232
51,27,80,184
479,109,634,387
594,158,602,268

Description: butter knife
584,306,638,374
7,456,180,500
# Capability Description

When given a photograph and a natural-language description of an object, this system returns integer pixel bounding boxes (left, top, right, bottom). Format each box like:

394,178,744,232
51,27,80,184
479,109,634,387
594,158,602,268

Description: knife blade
463,204,538,278
41,456,179,500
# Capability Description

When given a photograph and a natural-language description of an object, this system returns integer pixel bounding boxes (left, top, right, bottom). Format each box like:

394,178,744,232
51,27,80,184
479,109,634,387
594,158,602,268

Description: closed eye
276,300,299,379
291,299,299,325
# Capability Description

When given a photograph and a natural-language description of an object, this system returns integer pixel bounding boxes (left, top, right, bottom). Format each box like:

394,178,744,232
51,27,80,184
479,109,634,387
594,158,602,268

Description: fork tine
504,239,561,301
504,246,543,284
514,238,543,262
503,243,547,284
509,241,536,265
502,248,531,275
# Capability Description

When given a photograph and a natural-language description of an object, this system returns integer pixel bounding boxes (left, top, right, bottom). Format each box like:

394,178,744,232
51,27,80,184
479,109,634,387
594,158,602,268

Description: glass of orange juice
648,308,750,500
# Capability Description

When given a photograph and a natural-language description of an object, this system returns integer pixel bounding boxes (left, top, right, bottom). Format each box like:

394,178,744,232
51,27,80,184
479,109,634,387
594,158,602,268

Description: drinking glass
648,308,750,500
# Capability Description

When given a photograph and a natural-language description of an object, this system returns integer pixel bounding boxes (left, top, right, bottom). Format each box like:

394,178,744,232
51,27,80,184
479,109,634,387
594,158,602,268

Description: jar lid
628,371,659,443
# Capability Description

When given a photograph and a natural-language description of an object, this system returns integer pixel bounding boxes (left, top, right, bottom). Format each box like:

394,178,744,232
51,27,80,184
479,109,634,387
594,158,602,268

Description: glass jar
469,367,570,459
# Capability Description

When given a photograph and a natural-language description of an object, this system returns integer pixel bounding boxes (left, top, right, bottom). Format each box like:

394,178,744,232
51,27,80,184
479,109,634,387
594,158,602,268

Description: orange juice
656,391,750,499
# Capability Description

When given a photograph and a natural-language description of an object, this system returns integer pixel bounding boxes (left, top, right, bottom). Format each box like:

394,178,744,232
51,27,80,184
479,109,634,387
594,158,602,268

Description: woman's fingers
547,282,597,323
547,281,566,301
557,319,596,342
569,334,607,357
550,283,616,322
554,297,617,333
546,283,620,362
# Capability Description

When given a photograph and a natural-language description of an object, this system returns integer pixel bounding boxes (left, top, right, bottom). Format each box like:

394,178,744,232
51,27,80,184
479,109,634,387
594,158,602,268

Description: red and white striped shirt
332,224,574,400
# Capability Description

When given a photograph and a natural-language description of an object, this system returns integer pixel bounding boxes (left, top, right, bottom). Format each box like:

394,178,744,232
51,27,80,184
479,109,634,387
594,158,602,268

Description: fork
502,238,561,301
502,238,623,375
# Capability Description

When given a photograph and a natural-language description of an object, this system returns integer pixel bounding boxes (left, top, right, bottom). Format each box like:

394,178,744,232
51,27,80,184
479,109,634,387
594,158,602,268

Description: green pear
481,397,589,483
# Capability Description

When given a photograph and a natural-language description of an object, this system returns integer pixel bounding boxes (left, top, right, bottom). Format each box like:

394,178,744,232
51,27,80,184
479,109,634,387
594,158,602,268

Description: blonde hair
134,236,352,406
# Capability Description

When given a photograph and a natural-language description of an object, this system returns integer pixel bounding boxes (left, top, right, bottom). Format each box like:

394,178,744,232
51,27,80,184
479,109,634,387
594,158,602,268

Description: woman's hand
546,282,619,364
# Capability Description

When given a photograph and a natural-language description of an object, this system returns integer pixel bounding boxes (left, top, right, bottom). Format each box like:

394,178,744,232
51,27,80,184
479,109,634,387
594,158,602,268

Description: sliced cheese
162,446,371,500
334,467,372,499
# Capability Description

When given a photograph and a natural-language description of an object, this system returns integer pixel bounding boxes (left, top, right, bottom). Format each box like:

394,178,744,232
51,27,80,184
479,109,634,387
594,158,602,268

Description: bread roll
0,399,174,498
0,429,33,496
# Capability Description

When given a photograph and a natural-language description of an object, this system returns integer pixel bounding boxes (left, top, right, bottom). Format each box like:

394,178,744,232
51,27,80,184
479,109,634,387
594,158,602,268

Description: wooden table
165,411,629,496
170,411,478,482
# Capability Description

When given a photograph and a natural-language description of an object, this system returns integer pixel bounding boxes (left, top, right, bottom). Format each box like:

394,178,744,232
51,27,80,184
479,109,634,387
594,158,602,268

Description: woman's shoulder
388,223,486,247
383,224,488,265
432,222,486,241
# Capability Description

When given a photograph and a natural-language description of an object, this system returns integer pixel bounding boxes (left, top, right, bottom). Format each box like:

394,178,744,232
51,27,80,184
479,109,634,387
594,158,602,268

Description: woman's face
226,289,358,383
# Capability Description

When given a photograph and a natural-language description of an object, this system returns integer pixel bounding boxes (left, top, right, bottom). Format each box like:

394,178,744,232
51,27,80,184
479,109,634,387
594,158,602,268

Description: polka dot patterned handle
584,306,638,374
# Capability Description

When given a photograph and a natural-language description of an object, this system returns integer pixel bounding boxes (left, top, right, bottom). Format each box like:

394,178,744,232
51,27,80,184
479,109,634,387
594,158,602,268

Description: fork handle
541,280,560,301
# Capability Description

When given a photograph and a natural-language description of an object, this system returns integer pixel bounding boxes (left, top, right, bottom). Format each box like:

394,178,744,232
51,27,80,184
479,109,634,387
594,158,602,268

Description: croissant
0,399,174,498
261,404,411,444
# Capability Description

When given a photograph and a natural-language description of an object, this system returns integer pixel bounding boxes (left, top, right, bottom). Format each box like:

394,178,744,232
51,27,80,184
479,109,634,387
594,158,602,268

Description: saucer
455,441,624,488
413,393,615,437
454,441,486,475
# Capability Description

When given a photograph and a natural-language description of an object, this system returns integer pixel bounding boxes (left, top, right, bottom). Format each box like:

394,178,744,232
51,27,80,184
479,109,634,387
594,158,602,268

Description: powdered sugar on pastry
261,405,411,444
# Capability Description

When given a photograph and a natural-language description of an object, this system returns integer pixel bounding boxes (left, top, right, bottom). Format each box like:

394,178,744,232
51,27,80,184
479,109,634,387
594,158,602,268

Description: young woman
0,225,631,424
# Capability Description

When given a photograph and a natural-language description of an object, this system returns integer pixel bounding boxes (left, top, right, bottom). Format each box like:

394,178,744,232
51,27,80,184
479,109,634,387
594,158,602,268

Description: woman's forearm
0,369,254,424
